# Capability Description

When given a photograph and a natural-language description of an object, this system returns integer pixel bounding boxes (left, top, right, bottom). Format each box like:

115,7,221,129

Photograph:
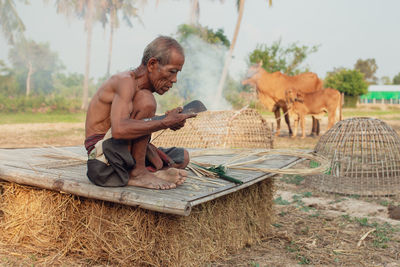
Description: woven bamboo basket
151,109,274,149
309,117,400,196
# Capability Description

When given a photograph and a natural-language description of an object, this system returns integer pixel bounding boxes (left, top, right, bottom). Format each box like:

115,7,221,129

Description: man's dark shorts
86,137,184,187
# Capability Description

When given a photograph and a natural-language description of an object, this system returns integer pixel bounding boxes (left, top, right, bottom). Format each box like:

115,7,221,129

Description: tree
101,0,141,77
188,0,225,26
215,0,272,105
354,58,378,84
324,69,368,96
0,0,28,44
53,72,84,98
0,60,19,95
248,40,319,75
393,72,400,85
189,0,199,25
380,76,392,85
47,0,104,109
8,39,63,96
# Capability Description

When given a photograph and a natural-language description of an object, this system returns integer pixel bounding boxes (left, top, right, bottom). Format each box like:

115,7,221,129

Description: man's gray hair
141,36,184,66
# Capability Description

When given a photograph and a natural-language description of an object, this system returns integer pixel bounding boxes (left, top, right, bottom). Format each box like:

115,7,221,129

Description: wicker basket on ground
309,117,400,196
151,108,274,149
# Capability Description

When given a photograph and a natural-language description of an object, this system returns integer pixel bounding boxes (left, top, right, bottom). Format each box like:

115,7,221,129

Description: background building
359,85,400,104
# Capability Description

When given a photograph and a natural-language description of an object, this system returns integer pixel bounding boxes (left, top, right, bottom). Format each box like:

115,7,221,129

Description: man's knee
131,90,157,119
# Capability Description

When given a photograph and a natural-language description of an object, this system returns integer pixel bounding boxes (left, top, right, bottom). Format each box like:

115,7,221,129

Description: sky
1,0,400,82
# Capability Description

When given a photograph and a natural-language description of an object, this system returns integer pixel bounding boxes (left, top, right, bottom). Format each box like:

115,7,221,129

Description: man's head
142,36,185,95
141,36,184,66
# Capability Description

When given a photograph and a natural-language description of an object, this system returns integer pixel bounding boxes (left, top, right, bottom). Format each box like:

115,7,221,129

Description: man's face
150,50,184,95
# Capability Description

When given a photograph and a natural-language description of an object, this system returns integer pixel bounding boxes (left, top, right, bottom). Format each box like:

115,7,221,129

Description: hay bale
152,109,274,149
0,178,274,266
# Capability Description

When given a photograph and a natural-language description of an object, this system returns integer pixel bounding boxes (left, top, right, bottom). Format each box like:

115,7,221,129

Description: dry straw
151,109,274,149
310,117,400,196
0,178,274,266
190,149,329,176
0,109,278,265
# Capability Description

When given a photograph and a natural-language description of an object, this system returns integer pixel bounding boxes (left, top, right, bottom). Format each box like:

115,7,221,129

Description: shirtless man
84,36,195,190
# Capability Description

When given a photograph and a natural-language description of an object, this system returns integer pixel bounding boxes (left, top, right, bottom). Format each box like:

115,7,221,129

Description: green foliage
248,40,319,75
8,39,64,95
223,75,251,109
380,76,392,85
0,94,81,113
0,111,85,124
393,72,400,84
343,95,359,108
0,60,19,95
177,24,230,48
354,58,378,84
0,0,28,44
52,72,84,98
324,69,368,96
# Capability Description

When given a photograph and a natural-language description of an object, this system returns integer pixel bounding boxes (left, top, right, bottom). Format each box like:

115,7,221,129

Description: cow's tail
340,93,343,121
337,92,343,121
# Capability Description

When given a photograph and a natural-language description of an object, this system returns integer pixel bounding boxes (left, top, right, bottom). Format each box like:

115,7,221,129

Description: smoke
176,34,232,111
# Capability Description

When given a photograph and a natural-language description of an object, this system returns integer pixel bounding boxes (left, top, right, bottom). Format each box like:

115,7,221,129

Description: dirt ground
1,113,400,266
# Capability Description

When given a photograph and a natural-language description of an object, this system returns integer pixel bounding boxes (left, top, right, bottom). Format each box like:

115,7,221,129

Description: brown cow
285,87,342,139
242,62,322,136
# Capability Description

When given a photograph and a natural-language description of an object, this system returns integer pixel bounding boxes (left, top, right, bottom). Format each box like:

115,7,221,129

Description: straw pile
310,117,400,196
151,109,274,149
0,178,274,266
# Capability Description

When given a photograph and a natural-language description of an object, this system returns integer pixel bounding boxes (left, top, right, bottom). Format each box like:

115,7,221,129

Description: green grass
0,112,86,124
342,108,400,118
280,175,305,185
274,196,290,205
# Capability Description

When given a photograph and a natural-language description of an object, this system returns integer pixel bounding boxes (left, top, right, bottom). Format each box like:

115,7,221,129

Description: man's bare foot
154,168,188,185
128,168,176,190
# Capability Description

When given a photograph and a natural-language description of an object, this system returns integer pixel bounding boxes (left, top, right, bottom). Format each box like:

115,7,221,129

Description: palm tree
214,0,272,105
189,0,225,26
189,0,199,25
47,0,101,110
102,0,141,77
0,0,27,44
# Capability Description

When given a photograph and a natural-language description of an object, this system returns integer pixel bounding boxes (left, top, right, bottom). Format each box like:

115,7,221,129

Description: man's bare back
85,70,136,139
84,36,195,190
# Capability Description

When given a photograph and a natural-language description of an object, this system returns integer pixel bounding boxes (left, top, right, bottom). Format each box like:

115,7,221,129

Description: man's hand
162,107,197,131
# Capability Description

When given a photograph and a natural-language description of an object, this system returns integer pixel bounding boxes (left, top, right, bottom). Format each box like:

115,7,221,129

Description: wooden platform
0,146,302,216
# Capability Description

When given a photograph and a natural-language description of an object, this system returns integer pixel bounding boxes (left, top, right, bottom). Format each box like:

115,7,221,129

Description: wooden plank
0,166,191,216
0,146,305,216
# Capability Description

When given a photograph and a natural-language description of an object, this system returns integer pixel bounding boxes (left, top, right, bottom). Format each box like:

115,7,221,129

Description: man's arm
110,77,194,140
